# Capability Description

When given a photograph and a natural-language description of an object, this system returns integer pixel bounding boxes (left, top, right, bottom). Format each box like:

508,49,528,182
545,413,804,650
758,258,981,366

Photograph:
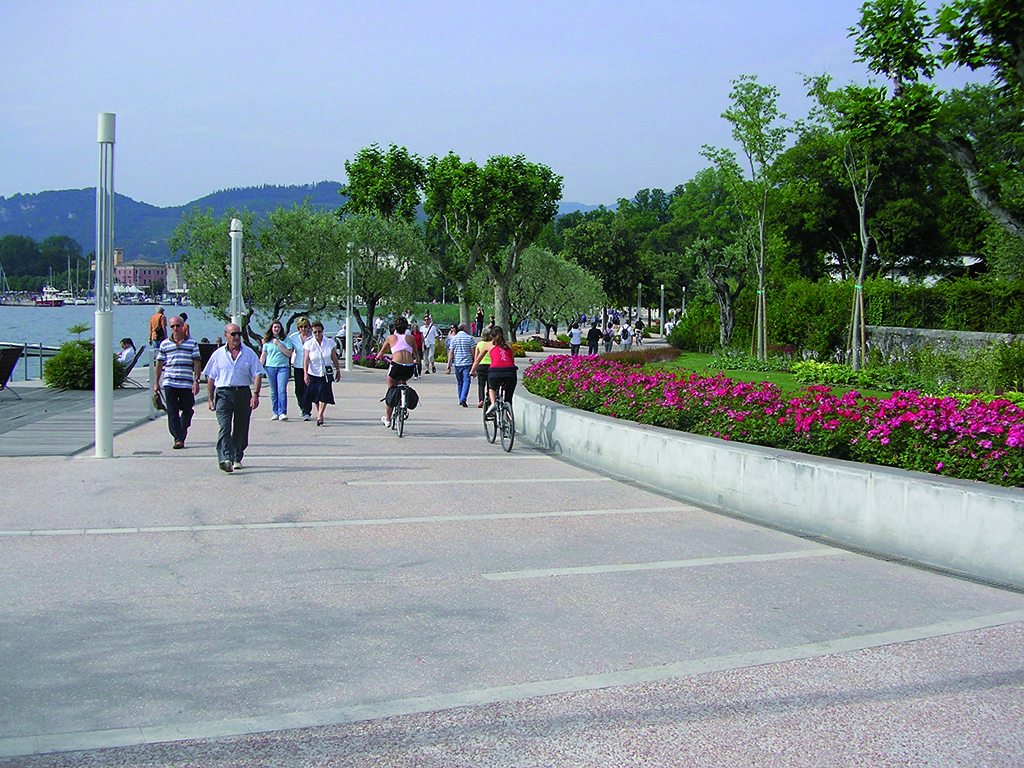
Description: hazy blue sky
1,0,980,208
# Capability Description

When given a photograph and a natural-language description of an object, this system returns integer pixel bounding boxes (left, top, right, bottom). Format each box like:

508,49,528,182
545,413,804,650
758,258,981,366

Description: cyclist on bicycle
470,325,517,414
378,315,420,428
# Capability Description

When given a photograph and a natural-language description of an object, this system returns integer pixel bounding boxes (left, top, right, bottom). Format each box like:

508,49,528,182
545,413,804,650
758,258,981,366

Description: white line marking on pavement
483,548,847,580
111,454,547,462
348,477,613,486
4,610,1023,759
0,506,687,538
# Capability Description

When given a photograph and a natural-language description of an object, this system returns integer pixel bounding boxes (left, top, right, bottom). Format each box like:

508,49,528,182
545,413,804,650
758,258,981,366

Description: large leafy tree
340,143,426,223
424,153,562,331
854,0,1024,249
171,205,344,348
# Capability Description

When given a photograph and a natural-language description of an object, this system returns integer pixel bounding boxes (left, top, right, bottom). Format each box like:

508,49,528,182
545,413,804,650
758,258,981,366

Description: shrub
521,340,544,352
668,303,720,353
511,342,526,358
44,341,128,390
602,348,681,365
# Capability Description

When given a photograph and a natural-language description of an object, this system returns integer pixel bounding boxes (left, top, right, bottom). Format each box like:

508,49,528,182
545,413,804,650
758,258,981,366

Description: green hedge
678,278,1024,358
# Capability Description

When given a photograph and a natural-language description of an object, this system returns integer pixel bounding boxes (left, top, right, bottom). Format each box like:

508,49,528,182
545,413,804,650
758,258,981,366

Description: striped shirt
449,331,476,367
156,338,199,389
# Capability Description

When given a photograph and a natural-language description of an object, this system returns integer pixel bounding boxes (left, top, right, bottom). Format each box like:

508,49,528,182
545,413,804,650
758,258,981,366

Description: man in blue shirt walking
446,323,476,407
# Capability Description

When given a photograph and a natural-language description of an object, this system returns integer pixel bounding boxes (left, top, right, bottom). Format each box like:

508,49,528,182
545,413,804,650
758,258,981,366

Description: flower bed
523,356,1024,488
353,354,389,369
530,335,570,349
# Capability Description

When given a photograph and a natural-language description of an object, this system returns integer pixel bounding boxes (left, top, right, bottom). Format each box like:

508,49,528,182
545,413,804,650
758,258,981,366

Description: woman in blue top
259,319,299,421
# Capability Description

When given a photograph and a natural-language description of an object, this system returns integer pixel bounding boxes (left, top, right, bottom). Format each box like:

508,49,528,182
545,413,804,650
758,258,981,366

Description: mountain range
0,184,601,262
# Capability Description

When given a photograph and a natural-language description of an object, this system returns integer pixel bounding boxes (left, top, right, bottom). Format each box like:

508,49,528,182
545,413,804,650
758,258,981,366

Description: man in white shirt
203,324,265,473
420,314,439,374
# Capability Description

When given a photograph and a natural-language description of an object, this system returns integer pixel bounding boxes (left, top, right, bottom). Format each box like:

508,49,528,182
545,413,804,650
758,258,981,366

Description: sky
0,0,984,209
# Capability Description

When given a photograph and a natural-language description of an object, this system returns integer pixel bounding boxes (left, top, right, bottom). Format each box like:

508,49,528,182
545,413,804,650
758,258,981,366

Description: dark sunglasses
227,332,241,337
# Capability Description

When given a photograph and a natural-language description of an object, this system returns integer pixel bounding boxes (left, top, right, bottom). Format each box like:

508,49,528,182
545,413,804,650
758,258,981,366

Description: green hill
0,182,345,262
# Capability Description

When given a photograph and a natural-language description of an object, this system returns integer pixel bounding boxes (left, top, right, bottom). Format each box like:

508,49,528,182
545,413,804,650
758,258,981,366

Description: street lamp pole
636,283,641,326
345,255,353,372
229,219,244,326
94,113,115,459
660,284,665,340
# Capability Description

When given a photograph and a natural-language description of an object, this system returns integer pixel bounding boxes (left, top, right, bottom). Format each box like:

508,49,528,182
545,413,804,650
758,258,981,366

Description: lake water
0,304,353,380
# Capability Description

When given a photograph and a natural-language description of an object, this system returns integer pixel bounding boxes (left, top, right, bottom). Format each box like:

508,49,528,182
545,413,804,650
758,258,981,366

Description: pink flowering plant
523,356,1024,488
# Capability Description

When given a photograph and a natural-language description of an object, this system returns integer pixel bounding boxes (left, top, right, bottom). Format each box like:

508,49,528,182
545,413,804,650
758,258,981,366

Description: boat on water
36,285,65,307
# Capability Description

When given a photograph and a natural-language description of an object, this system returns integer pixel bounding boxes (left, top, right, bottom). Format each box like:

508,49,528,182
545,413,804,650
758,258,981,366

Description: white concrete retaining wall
518,390,1024,589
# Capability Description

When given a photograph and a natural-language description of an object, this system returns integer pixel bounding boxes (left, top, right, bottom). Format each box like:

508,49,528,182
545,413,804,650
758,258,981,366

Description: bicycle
483,380,515,452
380,368,417,438
389,385,409,438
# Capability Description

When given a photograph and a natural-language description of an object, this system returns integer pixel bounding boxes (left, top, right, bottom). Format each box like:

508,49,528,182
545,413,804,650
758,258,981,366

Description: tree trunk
932,134,1024,246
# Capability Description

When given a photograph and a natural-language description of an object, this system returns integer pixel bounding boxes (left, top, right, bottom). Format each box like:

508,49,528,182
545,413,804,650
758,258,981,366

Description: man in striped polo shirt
154,315,201,450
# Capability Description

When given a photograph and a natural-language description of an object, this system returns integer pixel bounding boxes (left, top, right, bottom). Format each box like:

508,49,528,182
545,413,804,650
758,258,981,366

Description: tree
670,167,750,347
424,153,562,331
340,143,426,223
561,217,643,310
689,239,749,347
501,246,606,340
339,214,429,356
854,0,1024,248
702,74,788,360
171,205,344,348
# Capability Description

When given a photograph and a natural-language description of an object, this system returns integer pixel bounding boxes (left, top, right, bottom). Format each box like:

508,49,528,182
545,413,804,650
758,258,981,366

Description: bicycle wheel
483,404,497,443
396,390,406,438
499,402,515,452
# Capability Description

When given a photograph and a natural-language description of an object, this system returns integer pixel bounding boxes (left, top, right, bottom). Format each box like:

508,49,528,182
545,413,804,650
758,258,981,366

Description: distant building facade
115,256,167,288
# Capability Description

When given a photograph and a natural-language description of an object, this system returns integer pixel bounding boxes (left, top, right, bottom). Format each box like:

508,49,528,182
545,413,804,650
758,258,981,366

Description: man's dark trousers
214,386,252,464
164,386,195,444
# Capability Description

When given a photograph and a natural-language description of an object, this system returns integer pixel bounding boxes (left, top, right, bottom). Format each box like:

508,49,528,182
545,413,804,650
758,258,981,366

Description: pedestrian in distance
154,316,201,450
569,322,582,356
204,323,265,473
260,319,300,421
288,318,314,421
420,314,439,374
602,325,614,354
303,321,341,427
620,323,632,351
149,306,167,346
586,322,602,356
447,322,476,407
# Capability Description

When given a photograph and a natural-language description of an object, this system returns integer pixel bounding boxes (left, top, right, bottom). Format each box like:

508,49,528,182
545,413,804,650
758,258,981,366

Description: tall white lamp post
636,283,641,325
229,219,244,326
345,255,353,372
94,113,115,459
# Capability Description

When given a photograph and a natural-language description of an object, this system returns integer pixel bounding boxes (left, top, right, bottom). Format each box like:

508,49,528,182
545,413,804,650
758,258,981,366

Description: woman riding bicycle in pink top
378,315,420,427
470,325,517,414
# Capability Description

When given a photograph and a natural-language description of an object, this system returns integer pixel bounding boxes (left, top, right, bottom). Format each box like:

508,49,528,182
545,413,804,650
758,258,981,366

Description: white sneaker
278,414,288,421
270,414,278,420
381,415,391,428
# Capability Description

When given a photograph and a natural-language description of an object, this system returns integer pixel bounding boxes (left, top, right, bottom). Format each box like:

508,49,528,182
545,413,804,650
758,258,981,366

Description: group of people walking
151,311,517,473
567,317,645,356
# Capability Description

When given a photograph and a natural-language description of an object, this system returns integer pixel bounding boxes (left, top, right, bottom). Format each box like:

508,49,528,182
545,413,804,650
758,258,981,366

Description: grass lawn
653,352,893,400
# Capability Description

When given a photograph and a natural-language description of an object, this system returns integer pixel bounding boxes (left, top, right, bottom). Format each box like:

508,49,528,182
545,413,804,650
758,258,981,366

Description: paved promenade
1,358,1022,767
